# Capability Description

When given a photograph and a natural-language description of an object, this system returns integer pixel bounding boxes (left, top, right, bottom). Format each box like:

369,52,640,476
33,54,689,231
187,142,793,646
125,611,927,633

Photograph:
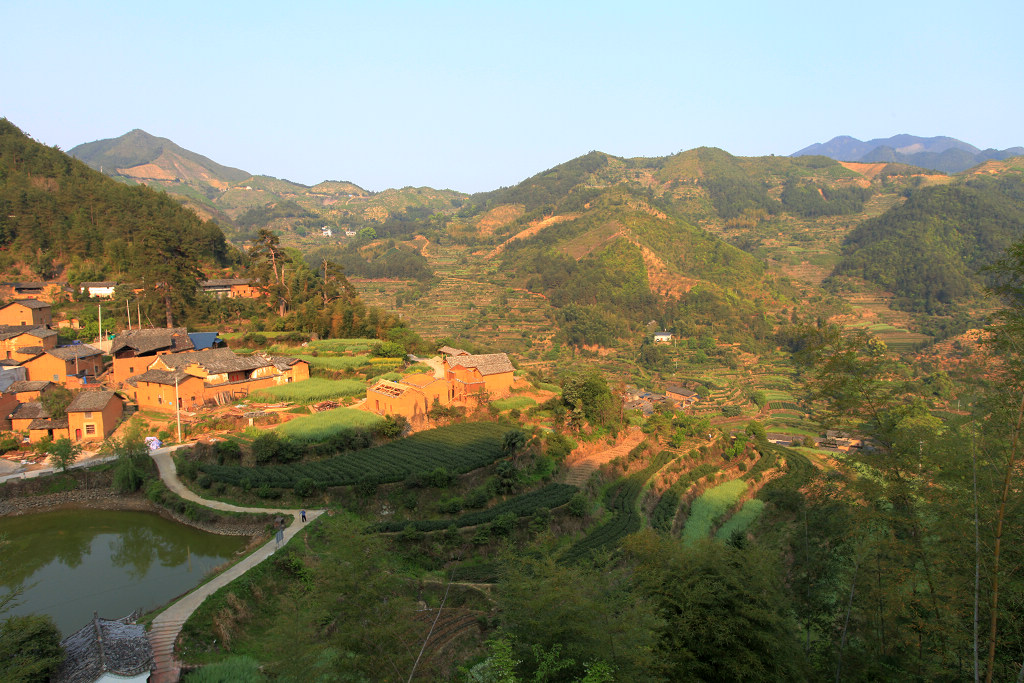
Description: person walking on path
301,509,307,522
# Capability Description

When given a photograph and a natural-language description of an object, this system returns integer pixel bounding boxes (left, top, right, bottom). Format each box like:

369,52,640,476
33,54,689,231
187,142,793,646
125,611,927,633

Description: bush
294,477,323,498
215,440,242,463
568,492,587,517
439,496,465,514
491,512,517,536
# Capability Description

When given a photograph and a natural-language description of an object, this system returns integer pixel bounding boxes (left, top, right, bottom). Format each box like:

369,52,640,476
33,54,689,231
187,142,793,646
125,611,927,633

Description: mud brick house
0,325,57,361
9,401,69,443
443,353,515,401
200,278,262,299
665,384,699,407
22,345,104,388
0,298,52,327
109,328,195,385
127,369,206,413
66,390,123,442
128,348,310,411
4,380,56,403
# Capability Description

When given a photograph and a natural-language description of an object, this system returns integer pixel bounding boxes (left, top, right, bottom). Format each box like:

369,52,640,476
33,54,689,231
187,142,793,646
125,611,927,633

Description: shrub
568,492,587,517
490,512,517,536
215,440,242,463
294,477,323,498
439,496,464,514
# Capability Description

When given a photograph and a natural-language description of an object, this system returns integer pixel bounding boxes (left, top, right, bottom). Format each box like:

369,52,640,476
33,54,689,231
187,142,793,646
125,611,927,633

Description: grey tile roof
3,298,50,309
47,344,103,361
15,346,43,355
128,368,193,387
11,402,50,420
438,345,469,356
110,327,194,355
0,325,57,341
666,384,697,397
447,353,514,376
253,353,303,371
79,281,118,287
54,614,153,683
5,380,50,393
158,348,270,374
66,390,119,413
201,278,252,287
28,417,68,430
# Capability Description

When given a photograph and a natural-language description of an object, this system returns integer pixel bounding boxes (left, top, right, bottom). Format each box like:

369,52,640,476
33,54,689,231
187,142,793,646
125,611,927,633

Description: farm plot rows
561,450,674,564
680,478,750,545
200,422,509,489
251,378,366,404
372,483,577,532
649,463,718,532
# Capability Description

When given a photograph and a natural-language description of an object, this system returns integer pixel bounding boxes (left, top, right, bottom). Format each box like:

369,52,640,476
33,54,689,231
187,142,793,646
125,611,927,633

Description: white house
79,281,118,299
654,331,674,344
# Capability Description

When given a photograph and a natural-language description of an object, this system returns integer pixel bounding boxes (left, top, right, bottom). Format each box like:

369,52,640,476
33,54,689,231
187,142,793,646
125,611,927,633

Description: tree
561,372,619,430
38,437,81,472
0,614,64,682
39,386,72,419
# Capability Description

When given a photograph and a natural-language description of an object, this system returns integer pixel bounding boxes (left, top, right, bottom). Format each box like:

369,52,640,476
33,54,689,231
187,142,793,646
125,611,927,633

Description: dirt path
562,429,645,488
147,445,324,683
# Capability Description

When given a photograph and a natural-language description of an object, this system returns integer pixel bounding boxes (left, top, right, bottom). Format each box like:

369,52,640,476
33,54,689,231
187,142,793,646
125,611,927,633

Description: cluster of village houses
0,294,522,448
0,298,309,447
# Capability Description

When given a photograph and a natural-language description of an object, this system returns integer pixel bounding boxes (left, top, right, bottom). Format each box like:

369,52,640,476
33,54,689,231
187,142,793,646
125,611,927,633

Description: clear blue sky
2,1,1021,193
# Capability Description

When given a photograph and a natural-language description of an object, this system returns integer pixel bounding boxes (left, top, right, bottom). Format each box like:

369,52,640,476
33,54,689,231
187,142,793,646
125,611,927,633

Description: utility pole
126,299,132,330
97,304,102,343
174,373,182,443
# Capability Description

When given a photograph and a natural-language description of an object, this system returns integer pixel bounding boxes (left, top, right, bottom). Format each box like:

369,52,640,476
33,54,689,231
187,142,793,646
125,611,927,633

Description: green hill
832,167,1024,310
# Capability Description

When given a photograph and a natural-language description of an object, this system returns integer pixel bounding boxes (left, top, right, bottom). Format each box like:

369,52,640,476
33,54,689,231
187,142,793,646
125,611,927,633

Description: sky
2,0,1022,193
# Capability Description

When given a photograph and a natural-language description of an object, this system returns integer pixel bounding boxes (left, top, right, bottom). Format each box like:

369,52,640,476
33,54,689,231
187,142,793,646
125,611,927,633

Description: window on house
84,412,92,419
158,396,162,404
85,424,96,435
53,374,59,382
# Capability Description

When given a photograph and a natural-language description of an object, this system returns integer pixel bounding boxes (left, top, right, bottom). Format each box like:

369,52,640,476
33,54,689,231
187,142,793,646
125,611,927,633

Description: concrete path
146,445,324,683
0,451,113,484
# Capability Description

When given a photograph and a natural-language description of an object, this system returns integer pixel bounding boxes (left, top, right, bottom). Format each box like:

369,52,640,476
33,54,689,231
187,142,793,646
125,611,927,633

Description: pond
0,509,248,635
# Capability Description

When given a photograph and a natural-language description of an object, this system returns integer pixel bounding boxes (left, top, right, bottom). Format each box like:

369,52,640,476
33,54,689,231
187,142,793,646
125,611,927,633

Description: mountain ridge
793,134,1024,173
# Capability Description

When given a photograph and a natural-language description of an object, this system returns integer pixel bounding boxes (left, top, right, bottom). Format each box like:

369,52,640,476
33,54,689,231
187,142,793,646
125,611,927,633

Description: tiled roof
5,380,50,393
201,278,252,287
438,345,469,356
80,281,118,288
666,384,697,397
0,325,57,341
47,344,103,360
3,298,50,309
447,353,514,376
110,327,194,355
28,417,68,430
158,348,269,374
16,346,43,356
128,368,193,387
67,390,118,413
10,402,50,420
253,353,303,371
54,614,153,683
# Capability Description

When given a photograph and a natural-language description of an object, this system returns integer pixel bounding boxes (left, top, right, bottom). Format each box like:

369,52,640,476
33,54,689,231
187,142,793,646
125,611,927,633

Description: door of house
75,429,82,440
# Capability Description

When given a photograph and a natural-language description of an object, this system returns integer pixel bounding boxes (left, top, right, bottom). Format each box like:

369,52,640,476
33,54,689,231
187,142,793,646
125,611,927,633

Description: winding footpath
146,446,324,683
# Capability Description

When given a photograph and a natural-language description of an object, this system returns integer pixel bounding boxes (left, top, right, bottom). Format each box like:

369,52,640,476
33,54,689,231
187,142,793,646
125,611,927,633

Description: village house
21,345,104,388
0,298,52,327
9,401,69,443
443,353,515,402
399,373,450,408
66,390,123,442
129,348,310,411
4,379,56,403
665,384,699,407
78,281,118,299
53,613,153,683
199,278,262,299
0,282,67,303
654,331,674,344
109,327,195,386
0,325,58,361
366,379,431,420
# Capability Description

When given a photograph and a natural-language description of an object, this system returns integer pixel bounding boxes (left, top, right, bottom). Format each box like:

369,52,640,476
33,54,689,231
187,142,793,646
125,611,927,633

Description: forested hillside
833,172,1024,310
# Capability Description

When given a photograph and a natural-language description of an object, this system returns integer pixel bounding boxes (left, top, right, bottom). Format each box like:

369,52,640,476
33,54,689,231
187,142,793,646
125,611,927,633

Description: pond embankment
0,468,274,537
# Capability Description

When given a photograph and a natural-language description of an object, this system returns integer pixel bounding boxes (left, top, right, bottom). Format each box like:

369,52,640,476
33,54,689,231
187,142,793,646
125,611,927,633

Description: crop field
649,463,718,532
681,478,749,545
561,450,674,563
289,354,371,371
490,397,537,412
372,483,577,532
275,407,384,442
767,401,801,411
251,379,367,404
200,422,509,488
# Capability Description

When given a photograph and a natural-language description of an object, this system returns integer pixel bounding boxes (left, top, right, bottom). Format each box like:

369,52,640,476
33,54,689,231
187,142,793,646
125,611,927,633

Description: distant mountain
792,135,1024,174
70,130,464,246
69,129,250,187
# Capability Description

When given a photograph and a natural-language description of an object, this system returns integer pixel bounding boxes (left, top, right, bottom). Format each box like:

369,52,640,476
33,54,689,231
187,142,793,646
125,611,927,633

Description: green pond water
0,509,247,635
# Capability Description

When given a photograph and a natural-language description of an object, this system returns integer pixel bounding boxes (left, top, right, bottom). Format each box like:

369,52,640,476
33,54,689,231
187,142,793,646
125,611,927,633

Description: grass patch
251,379,367,404
681,479,749,545
276,408,384,442
290,354,371,371
715,499,765,540
491,396,537,412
